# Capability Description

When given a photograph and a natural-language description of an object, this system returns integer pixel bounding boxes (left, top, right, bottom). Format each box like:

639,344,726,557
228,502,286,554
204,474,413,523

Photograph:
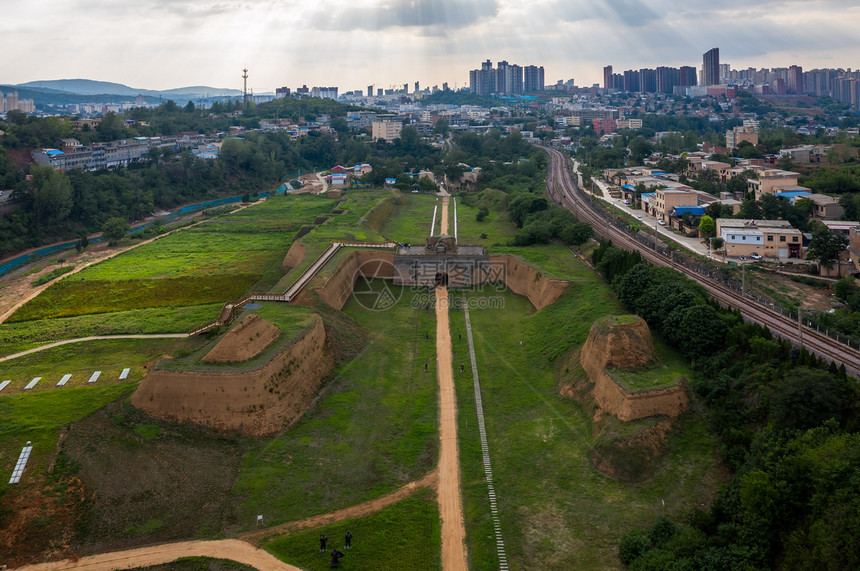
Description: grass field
232,283,438,528
74,195,334,281
0,304,222,357
266,492,441,571
454,198,518,247
5,194,335,325
7,275,258,322
379,193,439,243
449,279,724,569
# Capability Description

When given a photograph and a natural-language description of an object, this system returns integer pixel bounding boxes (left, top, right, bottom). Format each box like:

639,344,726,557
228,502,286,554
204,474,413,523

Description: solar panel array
119,368,130,380
8,443,33,484
0,380,10,392
24,377,41,390
87,371,101,384
57,374,72,387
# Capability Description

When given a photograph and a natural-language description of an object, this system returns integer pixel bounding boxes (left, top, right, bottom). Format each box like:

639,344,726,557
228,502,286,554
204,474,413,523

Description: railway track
542,146,860,377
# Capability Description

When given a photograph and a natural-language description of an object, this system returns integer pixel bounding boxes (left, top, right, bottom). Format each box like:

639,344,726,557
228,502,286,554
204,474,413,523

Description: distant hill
16,79,243,99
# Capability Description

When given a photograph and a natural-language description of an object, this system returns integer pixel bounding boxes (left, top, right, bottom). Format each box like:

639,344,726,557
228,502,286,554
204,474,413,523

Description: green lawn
75,195,334,281
379,193,439,243
232,283,438,528
453,197,518,246
450,282,724,569
266,492,441,571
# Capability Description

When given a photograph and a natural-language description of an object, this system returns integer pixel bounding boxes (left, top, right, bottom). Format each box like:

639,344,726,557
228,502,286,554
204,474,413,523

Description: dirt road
14,539,299,571
435,195,468,570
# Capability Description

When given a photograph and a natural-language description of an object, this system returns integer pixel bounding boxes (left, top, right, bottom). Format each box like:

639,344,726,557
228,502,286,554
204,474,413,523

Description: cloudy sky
3,0,859,92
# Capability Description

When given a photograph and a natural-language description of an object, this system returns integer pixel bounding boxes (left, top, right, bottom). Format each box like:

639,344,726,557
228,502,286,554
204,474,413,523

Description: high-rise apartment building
656,67,680,94
787,65,803,95
679,66,698,87
524,65,545,92
623,70,640,92
603,65,613,89
702,47,720,86
639,68,657,93
470,59,540,95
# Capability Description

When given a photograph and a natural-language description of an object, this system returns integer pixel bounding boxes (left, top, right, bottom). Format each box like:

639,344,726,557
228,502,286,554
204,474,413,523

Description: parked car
658,220,666,226
750,253,762,260
739,256,747,261
637,215,643,221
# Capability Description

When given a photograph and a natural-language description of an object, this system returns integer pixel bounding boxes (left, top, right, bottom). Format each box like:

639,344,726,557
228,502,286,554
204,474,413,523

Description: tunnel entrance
434,272,449,286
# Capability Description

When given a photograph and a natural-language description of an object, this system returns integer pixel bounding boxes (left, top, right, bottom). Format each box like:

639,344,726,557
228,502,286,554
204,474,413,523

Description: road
544,146,860,377
435,193,469,570
14,539,299,571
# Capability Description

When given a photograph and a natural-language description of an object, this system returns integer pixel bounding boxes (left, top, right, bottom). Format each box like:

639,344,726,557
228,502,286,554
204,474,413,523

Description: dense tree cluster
0,98,443,256
590,242,860,570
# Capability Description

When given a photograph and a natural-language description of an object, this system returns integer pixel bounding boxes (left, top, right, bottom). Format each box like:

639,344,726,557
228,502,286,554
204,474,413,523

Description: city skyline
3,0,860,93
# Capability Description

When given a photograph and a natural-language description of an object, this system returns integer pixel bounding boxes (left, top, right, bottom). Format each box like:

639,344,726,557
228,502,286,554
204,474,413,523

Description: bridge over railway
542,145,860,377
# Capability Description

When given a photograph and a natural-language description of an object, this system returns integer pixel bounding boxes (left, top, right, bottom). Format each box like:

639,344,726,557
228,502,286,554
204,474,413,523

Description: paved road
0,334,190,363
546,146,860,376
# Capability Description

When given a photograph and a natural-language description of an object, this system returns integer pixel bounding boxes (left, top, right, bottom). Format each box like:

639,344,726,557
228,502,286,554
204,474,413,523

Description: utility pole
242,68,249,108
798,306,803,348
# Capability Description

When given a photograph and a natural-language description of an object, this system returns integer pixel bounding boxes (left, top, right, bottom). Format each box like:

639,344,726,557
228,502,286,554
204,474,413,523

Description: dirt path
315,171,329,194
435,195,468,570
13,539,298,571
242,469,438,545
0,201,261,325
0,334,190,363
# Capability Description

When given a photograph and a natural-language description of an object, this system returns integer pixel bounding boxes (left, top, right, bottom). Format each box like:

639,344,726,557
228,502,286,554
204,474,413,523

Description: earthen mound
202,314,281,363
583,315,655,370
578,315,687,421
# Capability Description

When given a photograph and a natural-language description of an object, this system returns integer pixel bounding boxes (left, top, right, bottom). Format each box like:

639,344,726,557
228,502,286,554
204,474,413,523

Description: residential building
371,120,403,142
592,118,617,134
702,47,720,86
603,65,613,90
524,65,545,92
717,219,803,259
807,194,845,220
616,118,643,129
726,125,759,151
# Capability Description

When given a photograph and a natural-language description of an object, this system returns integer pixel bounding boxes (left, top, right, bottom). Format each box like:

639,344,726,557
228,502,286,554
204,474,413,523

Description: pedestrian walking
424,359,428,372
460,362,465,373
458,332,462,341
425,332,430,341
345,530,352,549
320,533,328,552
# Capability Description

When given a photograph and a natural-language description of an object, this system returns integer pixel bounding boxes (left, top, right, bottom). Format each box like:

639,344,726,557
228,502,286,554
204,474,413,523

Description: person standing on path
345,531,352,549
320,534,328,552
